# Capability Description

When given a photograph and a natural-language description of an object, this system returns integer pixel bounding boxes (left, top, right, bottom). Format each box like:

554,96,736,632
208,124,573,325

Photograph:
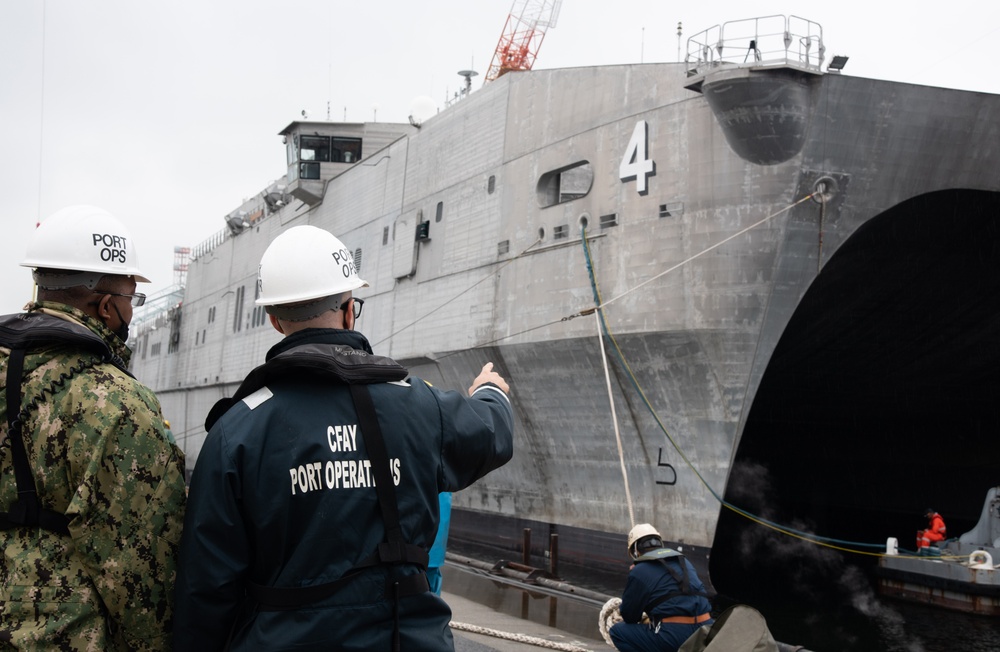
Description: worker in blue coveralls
610,523,714,652
174,225,514,652
427,492,452,595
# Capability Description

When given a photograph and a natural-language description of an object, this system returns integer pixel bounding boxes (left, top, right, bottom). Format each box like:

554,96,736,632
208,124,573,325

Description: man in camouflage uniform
0,206,187,650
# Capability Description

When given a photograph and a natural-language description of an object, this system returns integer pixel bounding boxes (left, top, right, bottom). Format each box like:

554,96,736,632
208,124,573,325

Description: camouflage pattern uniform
0,302,187,651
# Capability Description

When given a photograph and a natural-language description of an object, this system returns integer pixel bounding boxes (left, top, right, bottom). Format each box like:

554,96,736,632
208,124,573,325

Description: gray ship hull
131,18,1000,597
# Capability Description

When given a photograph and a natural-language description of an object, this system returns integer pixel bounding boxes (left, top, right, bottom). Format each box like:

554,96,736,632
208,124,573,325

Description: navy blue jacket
174,329,513,651
619,550,712,623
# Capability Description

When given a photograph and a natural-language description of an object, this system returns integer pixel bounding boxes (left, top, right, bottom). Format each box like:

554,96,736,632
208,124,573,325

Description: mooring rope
594,309,634,527
450,621,594,651
410,195,817,358
596,194,817,310
597,598,623,646
578,194,917,559
366,189,898,558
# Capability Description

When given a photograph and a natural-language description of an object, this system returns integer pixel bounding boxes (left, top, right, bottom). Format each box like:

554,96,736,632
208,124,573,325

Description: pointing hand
468,362,509,396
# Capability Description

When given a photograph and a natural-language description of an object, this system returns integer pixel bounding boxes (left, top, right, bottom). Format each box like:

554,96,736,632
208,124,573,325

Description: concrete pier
446,589,608,651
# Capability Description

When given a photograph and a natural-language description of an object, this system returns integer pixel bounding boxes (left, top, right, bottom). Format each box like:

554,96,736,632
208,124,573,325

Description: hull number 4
620,120,655,194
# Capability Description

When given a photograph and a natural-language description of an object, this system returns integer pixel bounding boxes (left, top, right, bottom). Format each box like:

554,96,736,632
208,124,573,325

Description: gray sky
3,0,999,315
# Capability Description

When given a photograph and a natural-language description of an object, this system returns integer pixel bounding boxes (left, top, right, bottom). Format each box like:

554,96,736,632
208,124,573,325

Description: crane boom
485,0,563,83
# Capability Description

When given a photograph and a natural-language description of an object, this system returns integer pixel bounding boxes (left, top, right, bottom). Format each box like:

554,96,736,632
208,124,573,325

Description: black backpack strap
349,383,427,652
350,384,405,552
0,346,71,535
645,556,710,612
247,384,428,652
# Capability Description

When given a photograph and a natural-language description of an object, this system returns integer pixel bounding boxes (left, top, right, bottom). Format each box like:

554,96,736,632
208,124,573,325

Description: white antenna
677,22,683,63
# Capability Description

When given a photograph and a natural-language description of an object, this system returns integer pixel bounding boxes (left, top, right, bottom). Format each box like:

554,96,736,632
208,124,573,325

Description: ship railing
190,227,228,262
685,15,825,78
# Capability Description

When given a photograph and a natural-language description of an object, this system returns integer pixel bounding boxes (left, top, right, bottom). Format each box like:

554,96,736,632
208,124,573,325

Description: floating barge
877,487,1000,615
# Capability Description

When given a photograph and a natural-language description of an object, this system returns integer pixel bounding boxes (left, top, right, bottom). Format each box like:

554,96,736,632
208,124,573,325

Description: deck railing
685,15,825,77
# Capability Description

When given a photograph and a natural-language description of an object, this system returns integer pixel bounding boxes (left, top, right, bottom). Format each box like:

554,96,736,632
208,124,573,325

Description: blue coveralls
174,329,513,651
610,550,714,652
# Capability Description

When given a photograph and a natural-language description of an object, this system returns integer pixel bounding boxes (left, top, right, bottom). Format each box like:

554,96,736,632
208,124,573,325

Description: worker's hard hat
21,205,150,288
627,523,662,558
925,507,935,516
256,225,368,307
163,420,171,429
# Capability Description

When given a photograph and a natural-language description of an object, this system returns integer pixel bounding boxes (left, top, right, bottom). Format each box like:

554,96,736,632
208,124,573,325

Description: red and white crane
484,0,563,83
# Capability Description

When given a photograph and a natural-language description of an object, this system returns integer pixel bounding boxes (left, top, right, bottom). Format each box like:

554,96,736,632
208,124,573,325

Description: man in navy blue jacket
174,225,514,651
610,524,714,652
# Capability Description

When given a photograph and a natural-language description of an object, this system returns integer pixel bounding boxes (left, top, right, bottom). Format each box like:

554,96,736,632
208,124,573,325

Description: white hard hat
256,225,368,306
21,205,150,286
627,523,661,558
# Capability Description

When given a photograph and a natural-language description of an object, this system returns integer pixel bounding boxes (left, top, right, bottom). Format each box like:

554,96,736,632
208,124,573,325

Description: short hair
265,292,348,322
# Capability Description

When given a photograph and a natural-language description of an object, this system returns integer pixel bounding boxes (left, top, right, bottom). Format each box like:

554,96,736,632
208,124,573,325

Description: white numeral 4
620,120,654,194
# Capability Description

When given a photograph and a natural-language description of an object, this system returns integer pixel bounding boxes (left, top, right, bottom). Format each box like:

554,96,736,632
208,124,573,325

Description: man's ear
344,303,355,331
269,313,285,334
95,294,113,321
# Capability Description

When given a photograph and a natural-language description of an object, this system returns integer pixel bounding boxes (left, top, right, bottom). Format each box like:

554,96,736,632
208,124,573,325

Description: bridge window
299,162,320,180
293,135,363,167
332,137,362,163
536,161,593,208
300,135,330,162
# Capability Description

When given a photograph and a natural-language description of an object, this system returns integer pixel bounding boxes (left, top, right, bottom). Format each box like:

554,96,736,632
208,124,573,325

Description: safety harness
0,312,126,534
207,342,429,652
635,548,712,614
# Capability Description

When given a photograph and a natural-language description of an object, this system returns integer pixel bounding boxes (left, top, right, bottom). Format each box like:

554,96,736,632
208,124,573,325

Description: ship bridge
279,119,415,206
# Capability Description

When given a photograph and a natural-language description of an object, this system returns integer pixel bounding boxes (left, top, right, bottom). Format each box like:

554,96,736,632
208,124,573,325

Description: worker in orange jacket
916,508,946,549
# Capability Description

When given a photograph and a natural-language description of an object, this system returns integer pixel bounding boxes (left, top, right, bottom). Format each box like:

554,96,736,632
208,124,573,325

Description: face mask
110,300,130,343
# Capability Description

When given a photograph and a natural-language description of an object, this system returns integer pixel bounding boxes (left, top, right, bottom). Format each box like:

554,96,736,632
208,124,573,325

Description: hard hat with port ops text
256,225,368,306
21,205,150,284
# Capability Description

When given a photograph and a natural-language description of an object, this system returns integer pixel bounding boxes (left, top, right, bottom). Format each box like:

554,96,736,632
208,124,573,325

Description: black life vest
0,312,127,534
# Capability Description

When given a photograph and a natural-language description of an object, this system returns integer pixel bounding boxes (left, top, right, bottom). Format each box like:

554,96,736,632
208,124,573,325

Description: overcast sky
2,1,999,315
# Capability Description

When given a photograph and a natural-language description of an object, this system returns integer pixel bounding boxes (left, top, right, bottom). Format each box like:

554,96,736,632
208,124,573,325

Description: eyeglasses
340,297,363,319
98,291,147,307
